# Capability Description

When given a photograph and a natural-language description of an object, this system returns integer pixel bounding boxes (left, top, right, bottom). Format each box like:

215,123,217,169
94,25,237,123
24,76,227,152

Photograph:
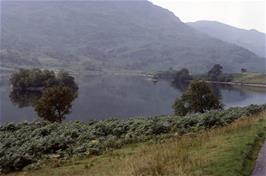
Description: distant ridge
188,20,266,58
1,1,265,73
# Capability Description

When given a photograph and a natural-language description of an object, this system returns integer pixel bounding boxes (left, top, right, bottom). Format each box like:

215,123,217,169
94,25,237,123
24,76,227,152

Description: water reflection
8,87,78,123
171,81,235,100
9,90,41,108
0,75,265,124
209,83,235,99
171,81,188,92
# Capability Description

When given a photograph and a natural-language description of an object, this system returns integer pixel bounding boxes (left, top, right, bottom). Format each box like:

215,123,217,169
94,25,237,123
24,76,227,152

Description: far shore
205,80,266,88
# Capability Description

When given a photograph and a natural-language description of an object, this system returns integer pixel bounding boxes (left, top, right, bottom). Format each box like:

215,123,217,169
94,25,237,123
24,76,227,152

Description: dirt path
252,141,266,176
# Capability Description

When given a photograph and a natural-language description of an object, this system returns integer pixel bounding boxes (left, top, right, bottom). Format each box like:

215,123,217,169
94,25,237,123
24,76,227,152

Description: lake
0,75,266,124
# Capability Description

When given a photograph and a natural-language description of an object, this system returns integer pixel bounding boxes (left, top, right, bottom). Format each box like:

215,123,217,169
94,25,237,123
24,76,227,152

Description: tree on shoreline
207,64,223,81
173,80,223,116
34,86,76,122
10,68,78,91
9,68,78,122
172,68,192,85
207,64,232,82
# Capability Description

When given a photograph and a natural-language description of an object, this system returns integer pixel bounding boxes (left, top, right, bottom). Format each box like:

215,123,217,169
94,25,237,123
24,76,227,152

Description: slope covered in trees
1,0,265,73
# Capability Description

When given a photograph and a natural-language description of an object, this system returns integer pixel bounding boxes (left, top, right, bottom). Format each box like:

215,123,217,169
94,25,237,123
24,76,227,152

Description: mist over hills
188,21,266,58
1,0,265,73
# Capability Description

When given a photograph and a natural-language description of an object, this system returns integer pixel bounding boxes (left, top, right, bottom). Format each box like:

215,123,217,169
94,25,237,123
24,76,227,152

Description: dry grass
116,112,266,176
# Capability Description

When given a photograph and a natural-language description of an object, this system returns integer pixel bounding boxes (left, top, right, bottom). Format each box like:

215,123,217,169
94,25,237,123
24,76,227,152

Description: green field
232,72,266,85
4,107,266,176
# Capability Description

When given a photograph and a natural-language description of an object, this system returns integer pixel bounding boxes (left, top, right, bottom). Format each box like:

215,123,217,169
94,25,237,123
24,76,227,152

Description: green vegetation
10,68,55,90
5,107,266,176
1,104,265,174
9,90,42,108
232,72,266,85
172,68,192,85
173,80,222,116
153,68,192,83
153,68,179,79
207,64,223,81
34,86,76,122
153,68,192,91
10,68,78,91
9,69,79,122
241,68,247,73
207,64,233,82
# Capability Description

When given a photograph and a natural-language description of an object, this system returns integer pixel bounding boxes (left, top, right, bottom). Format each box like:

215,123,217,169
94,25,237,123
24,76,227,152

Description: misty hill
1,0,265,73
188,21,266,57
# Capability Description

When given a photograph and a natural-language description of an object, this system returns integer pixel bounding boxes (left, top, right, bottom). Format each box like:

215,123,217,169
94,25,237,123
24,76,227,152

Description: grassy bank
152,71,266,87
232,73,266,85
6,109,266,176
1,104,266,174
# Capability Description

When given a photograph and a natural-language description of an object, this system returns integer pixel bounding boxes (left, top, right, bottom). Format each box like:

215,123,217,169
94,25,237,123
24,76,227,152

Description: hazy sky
149,0,265,33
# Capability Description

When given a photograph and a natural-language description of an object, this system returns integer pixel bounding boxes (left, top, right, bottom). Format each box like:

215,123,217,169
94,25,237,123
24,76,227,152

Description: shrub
0,104,265,173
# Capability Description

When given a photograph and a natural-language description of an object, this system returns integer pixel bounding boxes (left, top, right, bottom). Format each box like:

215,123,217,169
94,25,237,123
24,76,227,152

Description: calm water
1,75,266,124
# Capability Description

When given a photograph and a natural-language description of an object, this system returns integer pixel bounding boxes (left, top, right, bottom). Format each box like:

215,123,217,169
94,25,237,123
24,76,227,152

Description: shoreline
204,80,266,88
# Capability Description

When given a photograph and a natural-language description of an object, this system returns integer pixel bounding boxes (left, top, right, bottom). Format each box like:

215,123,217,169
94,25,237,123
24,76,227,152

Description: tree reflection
210,83,234,99
9,89,78,122
171,81,235,99
9,90,42,108
171,81,189,92
9,69,79,122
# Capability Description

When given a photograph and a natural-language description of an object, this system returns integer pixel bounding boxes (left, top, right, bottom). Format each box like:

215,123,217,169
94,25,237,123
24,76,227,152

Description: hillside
188,20,266,57
1,0,265,73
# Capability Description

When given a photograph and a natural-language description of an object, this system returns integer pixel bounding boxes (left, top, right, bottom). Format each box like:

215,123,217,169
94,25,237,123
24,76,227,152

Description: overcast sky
149,0,265,33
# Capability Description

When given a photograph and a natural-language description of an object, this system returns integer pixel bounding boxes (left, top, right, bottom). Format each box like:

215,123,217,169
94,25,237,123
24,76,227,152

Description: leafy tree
56,70,78,91
172,98,187,116
9,69,78,113
207,64,223,81
10,68,56,90
172,68,192,84
9,90,42,108
34,86,76,122
207,64,232,82
173,80,223,116
241,68,247,73
10,69,78,91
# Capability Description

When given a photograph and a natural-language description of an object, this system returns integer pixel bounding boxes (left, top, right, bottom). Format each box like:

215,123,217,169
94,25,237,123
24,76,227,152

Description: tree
207,64,223,81
10,69,78,91
173,80,223,116
172,68,192,84
172,98,187,116
56,70,78,91
34,86,76,122
241,68,247,73
10,68,56,90
9,90,42,108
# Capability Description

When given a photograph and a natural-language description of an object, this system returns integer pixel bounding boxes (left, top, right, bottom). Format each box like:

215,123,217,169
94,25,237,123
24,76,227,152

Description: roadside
252,141,266,176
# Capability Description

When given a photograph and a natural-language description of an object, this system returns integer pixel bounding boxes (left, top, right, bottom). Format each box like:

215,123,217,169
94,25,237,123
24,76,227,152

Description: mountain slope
187,20,266,57
1,0,265,73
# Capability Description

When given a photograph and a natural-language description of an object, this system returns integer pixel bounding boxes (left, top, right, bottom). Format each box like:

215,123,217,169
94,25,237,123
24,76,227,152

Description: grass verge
232,73,266,85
